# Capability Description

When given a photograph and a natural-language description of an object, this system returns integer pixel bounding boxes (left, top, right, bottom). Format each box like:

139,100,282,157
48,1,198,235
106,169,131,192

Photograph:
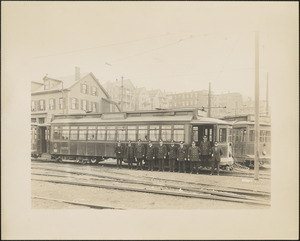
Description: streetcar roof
232,121,271,126
51,115,193,124
191,117,230,125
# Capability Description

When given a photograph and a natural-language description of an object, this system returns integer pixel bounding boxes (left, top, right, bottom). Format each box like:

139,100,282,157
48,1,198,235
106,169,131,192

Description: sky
2,2,298,99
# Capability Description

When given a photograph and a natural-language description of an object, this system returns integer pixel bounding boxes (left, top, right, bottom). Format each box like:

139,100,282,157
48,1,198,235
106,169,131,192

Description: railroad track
32,158,270,179
32,165,270,207
32,195,123,209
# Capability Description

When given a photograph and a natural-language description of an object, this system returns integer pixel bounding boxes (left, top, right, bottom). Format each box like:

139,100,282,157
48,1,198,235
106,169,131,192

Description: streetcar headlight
262,150,267,156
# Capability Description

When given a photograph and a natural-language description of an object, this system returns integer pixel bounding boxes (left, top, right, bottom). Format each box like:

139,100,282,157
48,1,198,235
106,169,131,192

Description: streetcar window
193,127,198,142
62,127,69,140
260,130,265,142
70,126,78,140
149,125,160,141
53,126,61,140
116,126,126,141
138,125,148,141
161,125,172,141
249,130,254,142
219,128,227,142
88,126,96,140
173,125,184,142
127,126,137,141
266,130,271,142
107,126,116,141
228,128,232,142
97,126,106,140
79,126,87,140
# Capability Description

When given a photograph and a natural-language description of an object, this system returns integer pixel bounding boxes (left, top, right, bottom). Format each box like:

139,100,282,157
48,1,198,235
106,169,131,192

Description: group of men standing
115,135,223,175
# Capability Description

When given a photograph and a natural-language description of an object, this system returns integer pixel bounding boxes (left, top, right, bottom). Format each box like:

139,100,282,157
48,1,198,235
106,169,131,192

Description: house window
71,98,77,109
82,84,87,94
49,98,55,110
91,86,97,96
59,98,64,109
39,100,45,111
82,100,87,111
31,101,36,111
44,80,49,90
92,102,97,112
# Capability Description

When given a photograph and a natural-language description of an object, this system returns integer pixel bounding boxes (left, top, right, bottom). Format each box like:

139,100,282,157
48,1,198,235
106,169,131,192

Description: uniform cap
180,141,184,144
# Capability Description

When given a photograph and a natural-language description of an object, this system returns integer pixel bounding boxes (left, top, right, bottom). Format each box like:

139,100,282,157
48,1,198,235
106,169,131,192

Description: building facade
103,78,136,111
31,69,120,124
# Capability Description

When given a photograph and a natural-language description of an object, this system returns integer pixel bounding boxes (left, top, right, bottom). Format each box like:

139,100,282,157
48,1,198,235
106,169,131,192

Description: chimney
75,66,80,81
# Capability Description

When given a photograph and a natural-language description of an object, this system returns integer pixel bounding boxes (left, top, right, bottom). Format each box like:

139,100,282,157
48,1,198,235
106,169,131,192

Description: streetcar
231,120,271,167
48,108,234,168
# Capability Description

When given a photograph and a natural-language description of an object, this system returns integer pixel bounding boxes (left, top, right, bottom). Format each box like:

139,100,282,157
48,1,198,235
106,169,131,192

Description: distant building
104,78,136,111
31,67,120,124
135,87,152,110
147,89,170,110
168,90,209,109
212,92,243,118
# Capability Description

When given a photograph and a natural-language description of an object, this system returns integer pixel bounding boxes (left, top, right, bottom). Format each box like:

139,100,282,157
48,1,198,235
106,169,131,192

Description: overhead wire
33,32,183,59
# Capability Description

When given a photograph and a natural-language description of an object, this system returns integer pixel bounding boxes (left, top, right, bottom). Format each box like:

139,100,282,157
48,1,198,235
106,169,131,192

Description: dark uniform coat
126,145,135,159
115,145,124,159
168,145,177,160
157,145,167,159
145,145,156,160
134,144,145,159
188,146,201,162
200,141,211,155
177,146,187,161
211,146,223,162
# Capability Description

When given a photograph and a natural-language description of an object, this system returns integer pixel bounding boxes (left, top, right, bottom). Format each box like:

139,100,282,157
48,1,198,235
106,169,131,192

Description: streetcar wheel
90,158,98,164
81,159,88,165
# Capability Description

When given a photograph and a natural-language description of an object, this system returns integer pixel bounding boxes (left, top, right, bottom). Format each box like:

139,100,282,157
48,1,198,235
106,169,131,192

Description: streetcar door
192,125,214,146
40,126,47,153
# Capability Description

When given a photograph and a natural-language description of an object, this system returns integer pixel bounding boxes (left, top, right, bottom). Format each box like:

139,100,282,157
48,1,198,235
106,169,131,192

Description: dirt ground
31,159,270,209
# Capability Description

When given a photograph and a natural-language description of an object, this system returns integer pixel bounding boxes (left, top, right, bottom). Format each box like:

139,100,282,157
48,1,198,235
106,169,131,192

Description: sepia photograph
2,1,299,240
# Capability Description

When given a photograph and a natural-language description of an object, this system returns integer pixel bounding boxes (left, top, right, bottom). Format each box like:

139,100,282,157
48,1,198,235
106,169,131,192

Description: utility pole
208,82,211,117
266,72,269,117
254,31,260,180
121,76,124,112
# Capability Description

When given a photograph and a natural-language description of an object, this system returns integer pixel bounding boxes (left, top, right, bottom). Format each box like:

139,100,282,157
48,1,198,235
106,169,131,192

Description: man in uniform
115,140,124,169
145,140,156,171
188,141,201,174
199,135,212,168
168,140,177,172
157,139,167,172
134,139,145,170
126,140,135,169
177,141,187,173
210,141,223,175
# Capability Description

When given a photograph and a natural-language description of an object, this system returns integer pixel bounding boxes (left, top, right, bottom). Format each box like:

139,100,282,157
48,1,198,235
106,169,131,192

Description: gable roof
31,72,110,99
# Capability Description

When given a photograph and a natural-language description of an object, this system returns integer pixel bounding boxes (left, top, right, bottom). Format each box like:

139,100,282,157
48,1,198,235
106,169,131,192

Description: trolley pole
266,72,269,117
208,82,211,117
254,31,260,180
121,76,124,112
